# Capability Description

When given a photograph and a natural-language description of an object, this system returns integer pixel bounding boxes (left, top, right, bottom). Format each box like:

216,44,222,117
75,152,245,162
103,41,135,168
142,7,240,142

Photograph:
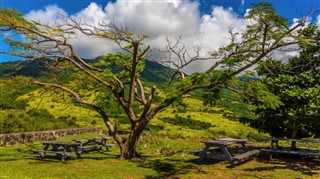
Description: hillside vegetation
1,83,268,141
0,59,267,141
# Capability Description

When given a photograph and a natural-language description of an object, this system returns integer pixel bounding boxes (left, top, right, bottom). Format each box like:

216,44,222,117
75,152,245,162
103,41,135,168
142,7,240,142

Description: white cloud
184,7,248,72
26,5,68,24
103,0,200,37
197,7,247,49
73,3,107,24
273,16,319,63
68,34,119,59
25,0,249,73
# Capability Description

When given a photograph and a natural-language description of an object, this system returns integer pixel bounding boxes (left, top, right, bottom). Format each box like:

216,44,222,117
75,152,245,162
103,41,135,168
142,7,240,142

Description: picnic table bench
32,137,115,161
261,138,320,159
32,142,81,161
73,137,115,154
193,138,260,168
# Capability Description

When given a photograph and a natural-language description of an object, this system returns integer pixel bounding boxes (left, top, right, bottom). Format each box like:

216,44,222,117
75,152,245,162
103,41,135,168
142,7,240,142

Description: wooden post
221,146,235,168
198,145,210,162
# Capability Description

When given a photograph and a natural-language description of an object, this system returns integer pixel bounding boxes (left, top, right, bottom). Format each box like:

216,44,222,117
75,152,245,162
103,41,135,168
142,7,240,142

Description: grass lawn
2,97,319,178
1,133,319,179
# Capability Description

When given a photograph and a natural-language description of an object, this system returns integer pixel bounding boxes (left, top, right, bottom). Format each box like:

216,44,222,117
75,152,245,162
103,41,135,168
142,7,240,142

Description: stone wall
0,127,105,147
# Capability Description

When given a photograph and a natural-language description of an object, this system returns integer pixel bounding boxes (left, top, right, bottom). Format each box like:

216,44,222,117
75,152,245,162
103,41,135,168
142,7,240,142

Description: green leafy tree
242,24,320,139
0,3,318,159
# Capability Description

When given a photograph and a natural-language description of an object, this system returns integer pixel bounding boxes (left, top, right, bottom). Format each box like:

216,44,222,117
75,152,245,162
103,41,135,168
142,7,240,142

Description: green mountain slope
0,58,173,83
0,58,267,140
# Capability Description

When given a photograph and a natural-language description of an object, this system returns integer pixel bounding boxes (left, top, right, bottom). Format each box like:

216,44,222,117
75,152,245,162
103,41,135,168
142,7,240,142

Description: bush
0,97,28,110
91,120,97,126
0,111,32,133
145,124,164,132
0,108,80,134
161,114,212,130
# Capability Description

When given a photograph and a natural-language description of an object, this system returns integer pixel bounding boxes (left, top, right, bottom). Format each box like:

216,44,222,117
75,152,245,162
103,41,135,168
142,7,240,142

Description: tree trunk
290,128,299,150
119,121,147,159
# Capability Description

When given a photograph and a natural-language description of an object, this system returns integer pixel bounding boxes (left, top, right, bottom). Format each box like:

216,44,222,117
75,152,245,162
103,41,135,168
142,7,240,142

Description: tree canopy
242,24,320,138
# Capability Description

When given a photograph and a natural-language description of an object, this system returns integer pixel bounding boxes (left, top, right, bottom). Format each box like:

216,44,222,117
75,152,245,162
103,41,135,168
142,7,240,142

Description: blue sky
2,0,319,20
1,0,320,65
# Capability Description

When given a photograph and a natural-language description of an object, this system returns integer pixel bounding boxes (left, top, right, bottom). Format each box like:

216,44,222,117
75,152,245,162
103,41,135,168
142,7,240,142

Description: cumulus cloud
25,0,249,73
271,16,319,63
184,7,248,72
73,3,107,24
197,7,247,49
26,5,68,24
104,0,200,37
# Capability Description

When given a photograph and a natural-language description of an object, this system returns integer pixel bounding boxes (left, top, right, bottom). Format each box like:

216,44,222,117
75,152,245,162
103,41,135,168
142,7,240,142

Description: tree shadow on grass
78,152,118,161
30,150,119,163
0,157,21,162
135,158,207,179
248,155,320,176
188,157,259,170
0,144,118,163
0,151,33,162
32,155,72,163
187,157,222,166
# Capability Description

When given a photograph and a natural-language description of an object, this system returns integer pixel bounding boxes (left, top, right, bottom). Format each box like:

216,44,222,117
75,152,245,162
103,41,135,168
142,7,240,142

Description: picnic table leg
102,139,109,151
76,149,82,159
76,153,81,159
43,145,49,150
73,145,81,158
291,141,297,150
198,145,210,162
220,147,236,168
61,154,66,162
39,151,45,159
271,140,279,149
105,142,109,151
240,142,248,151
40,145,50,159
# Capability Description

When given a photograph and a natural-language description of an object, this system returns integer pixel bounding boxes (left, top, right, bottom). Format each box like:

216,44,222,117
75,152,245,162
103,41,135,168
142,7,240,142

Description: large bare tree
0,2,318,159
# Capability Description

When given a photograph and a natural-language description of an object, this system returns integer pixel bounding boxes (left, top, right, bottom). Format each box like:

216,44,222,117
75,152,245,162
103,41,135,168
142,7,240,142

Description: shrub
0,111,31,133
145,124,164,132
0,108,80,134
161,114,212,130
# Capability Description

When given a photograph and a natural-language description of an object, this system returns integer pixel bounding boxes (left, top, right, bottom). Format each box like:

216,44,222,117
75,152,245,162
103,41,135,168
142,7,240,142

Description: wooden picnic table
32,137,115,161
33,141,82,161
194,138,259,168
261,138,320,158
73,137,114,153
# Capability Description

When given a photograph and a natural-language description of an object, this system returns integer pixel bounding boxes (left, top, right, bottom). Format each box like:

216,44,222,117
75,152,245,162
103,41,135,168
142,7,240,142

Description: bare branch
140,85,157,121
154,37,212,81
138,46,150,60
30,80,124,143
135,78,147,104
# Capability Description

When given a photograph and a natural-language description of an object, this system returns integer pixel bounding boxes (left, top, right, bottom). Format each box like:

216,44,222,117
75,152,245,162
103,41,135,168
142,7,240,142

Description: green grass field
1,133,320,179
1,93,319,178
